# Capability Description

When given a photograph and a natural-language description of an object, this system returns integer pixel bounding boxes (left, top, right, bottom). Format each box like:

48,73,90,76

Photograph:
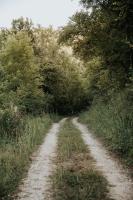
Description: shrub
0,106,22,137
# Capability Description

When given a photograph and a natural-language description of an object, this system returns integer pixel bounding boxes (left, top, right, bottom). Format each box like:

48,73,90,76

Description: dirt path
73,118,133,200
17,119,66,200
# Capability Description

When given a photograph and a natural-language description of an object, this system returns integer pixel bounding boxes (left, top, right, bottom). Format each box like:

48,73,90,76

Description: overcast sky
0,0,82,28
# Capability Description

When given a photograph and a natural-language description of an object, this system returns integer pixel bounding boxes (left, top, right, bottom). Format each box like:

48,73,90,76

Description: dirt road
16,117,132,200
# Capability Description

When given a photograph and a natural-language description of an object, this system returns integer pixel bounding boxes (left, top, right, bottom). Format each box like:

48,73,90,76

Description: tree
59,0,133,97
0,19,87,115
0,31,44,113
33,27,86,114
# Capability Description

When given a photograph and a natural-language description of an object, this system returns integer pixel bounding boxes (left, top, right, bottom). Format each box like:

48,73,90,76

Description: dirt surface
16,119,66,200
73,118,133,200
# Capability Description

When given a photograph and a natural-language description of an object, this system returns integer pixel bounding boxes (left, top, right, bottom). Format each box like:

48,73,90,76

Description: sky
0,0,82,28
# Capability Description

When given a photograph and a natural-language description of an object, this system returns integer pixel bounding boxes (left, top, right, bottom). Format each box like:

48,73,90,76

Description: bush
0,107,22,137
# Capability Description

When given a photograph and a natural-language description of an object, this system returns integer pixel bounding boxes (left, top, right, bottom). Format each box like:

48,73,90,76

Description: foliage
0,19,86,115
0,30,44,114
33,27,87,114
59,0,133,94
41,63,86,114
0,106,22,137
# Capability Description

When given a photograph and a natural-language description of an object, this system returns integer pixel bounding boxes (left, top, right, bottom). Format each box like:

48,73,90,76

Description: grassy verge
79,92,133,169
0,114,52,199
52,120,111,200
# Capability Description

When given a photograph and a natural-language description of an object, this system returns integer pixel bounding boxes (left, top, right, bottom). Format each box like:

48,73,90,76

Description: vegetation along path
17,119,66,200
73,118,133,200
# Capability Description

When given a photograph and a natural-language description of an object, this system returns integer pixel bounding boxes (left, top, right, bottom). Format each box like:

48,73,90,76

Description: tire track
73,118,133,200
17,118,66,200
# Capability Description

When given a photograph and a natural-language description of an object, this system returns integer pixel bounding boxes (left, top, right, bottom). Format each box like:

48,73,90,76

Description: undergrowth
79,90,133,168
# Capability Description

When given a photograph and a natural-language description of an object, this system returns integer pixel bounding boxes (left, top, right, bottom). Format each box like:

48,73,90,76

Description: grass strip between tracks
52,119,112,200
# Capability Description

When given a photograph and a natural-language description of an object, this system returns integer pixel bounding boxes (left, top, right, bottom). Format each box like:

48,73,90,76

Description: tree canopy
0,18,86,115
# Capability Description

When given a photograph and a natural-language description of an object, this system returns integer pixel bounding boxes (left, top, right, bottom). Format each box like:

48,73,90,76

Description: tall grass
52,120,111,200
0,115,52,199
79,90,133,167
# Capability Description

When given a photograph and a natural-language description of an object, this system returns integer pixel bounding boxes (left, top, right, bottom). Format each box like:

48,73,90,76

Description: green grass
52,120,111,200
79,92,133,168
0,114,52,199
